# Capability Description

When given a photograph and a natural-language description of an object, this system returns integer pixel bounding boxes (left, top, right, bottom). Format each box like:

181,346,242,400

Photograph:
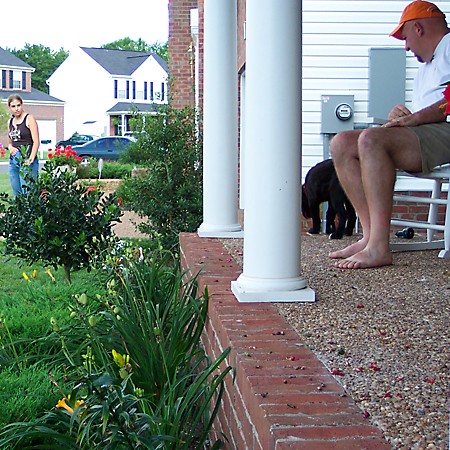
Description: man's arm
384,98,447,128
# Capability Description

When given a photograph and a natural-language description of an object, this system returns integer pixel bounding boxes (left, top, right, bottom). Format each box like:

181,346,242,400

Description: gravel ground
221,233,450,450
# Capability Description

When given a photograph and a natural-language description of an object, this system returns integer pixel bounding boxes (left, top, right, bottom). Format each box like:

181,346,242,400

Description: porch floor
180,231,449,449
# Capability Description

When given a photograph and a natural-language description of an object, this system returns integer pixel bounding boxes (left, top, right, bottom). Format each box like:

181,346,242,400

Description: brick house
0,47,64,156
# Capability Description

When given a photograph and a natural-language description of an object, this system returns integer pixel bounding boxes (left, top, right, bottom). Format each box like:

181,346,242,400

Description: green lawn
0,173,12,196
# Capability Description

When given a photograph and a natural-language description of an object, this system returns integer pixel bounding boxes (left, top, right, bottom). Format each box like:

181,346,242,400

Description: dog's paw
329,232,343,240
307,228,320,235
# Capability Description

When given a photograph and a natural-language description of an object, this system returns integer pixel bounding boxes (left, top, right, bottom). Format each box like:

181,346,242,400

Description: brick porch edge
179,233,391,450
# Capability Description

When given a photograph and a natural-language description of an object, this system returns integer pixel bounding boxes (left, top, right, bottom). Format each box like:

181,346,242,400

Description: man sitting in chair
329,0,450,269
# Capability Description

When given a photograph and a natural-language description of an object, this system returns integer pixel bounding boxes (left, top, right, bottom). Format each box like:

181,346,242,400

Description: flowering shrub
47,145,82,168
0,158,122,283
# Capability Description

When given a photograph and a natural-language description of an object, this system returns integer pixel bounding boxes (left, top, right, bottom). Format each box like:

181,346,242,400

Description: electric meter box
321,95,354,134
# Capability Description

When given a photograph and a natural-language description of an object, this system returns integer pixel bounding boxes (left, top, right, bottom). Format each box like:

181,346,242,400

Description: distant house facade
47,47,169,139
0,47,64,155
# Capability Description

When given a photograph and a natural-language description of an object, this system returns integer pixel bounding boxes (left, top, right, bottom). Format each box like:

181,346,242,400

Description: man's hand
383,114,421,128
384,104,420,128
388,104,412,121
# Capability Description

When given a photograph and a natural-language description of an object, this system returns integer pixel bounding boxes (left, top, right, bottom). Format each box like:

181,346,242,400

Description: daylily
45,269,56,282
32,270,37,278
112,349,129,368
56,396,84,414
22,272,30,282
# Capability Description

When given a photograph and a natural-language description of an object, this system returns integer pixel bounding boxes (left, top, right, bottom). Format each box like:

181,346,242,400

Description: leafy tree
7,44,68,93
117,105,202,249
102,37,168,62
0,161,122,283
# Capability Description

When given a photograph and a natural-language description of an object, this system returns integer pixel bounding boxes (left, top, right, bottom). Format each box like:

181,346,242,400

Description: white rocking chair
390,164,450,258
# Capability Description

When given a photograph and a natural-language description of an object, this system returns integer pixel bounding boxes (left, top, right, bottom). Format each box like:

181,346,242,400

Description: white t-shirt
412,32,450,112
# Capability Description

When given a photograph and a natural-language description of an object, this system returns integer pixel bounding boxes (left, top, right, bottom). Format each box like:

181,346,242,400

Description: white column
232,0,314,302
198,0,243,238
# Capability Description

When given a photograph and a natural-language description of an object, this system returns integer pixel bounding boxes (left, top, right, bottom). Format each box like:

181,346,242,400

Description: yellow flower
22,272,30,282
56,396,84,414
45,269,56,282
56,397,74,414
112,349,129,368
32,269,37,278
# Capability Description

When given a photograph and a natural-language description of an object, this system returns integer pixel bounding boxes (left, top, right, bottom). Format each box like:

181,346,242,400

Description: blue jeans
9,155,39,197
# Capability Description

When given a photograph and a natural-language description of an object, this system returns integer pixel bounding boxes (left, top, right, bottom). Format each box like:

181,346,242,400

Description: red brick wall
237,0,246,73
168,0,198,108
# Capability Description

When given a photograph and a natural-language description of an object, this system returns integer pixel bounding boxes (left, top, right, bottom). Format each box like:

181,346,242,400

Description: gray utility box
369,47,406,121
321,94,355,134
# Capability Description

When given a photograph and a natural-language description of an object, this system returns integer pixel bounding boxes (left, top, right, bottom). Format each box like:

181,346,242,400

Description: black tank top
9,114,33,157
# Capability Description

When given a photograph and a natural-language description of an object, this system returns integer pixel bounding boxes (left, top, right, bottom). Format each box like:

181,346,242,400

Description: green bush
117,105,203,249
0,161,122,283
76,161,135,180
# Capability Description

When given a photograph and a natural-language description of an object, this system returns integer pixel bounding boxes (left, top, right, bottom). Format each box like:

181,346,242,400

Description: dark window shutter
144,81,148,100
150,82,154,100
22,71,26,89
114,80,118,98
132,81,136,100
9,71,13,88
126,81,130,99
161,82,165,101
2,70,6,88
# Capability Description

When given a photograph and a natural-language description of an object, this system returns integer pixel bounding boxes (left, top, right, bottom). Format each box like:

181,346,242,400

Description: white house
47,47,169,139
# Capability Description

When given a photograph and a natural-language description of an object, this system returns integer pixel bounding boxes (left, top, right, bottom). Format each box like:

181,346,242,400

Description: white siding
302,0,450,178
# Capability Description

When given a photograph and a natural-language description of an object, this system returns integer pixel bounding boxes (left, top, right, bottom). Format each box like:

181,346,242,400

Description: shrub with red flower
441,83,450,116
47,145,82,168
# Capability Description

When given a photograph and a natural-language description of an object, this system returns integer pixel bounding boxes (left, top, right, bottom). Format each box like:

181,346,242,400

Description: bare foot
329,239,368,259
334,247,392,269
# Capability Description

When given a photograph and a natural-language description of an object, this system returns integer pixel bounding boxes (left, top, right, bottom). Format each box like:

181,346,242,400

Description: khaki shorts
410,122,450,173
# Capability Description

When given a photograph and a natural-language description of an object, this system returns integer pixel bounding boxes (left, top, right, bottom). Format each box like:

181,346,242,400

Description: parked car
72,136,133,162
56,134,97,148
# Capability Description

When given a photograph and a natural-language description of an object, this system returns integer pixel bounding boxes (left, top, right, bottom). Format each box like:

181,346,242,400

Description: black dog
302,159,357,239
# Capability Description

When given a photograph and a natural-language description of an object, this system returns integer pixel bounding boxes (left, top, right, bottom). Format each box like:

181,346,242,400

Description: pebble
222,235,450,449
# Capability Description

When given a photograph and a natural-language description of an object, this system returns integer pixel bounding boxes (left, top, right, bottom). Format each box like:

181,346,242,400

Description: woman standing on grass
7,94,39,196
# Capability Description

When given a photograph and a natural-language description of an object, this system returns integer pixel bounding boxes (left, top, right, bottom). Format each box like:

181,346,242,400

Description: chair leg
427,179,441,242
438,187,450,259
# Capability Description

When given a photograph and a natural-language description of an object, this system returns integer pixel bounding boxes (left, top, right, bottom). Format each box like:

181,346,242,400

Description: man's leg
329,129,371,259
334,126,423,269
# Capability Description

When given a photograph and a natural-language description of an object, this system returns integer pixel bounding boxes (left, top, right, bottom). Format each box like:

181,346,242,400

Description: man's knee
329,130,359,160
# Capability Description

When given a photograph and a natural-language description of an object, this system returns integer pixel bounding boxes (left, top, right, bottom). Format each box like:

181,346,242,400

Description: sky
3,0,169,52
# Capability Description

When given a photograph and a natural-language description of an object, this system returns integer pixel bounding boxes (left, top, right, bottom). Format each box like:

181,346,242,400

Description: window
11,70,23,89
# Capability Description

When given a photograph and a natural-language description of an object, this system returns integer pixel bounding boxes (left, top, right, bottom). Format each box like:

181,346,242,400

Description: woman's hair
7,94,23,106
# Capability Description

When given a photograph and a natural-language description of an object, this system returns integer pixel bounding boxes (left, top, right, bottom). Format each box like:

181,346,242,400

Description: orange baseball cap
390,1,445,40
